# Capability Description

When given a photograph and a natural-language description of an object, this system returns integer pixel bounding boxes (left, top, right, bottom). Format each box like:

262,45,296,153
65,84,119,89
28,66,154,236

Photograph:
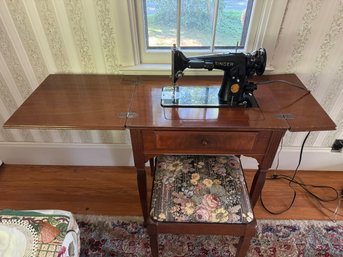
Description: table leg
136,167,149,225
130,129,150,225
249,168,268,208
149,158,155,176
249,130,284,208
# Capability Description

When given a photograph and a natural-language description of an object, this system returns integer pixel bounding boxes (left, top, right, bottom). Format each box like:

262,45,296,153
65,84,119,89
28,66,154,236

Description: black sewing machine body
161,47,266,108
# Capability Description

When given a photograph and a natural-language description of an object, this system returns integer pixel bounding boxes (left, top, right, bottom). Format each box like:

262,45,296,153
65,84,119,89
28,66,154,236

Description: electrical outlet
331,139,343,152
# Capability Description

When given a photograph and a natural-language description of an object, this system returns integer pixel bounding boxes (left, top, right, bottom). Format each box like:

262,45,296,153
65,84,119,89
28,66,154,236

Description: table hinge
118,112,138,119
275,113,295,120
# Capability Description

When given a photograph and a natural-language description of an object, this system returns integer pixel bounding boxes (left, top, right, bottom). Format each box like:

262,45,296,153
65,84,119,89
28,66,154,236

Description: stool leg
148,223,159,257
236,235,252,257
149,234,159,257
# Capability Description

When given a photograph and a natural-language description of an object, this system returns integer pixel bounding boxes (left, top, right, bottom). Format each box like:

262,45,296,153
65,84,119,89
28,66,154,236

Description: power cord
260,131,342,218
256,79,311,93
307,189,343,222
260,131,310,215
334,190,343,220
255,80,311,113
254,80,341,219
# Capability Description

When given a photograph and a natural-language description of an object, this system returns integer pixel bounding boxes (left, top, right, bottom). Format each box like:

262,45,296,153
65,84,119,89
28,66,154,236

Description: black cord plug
331,139,343,152
271,174,278,179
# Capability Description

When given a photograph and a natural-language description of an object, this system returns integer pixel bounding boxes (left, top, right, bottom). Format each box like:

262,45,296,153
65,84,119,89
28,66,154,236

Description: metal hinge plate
275,113,295,120
117,112,138,119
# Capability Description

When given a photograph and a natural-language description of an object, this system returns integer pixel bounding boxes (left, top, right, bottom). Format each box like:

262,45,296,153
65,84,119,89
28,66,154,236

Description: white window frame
115,0,288,74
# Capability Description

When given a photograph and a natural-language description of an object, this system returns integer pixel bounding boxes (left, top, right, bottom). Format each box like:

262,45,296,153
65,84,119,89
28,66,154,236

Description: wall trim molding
0,142,342,171
0,142,133,166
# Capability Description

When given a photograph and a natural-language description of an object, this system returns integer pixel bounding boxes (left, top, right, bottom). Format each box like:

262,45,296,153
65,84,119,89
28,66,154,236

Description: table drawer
142,130,270,154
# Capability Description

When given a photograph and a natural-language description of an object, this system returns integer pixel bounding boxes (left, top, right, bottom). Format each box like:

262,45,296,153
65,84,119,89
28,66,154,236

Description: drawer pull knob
201,139,208,145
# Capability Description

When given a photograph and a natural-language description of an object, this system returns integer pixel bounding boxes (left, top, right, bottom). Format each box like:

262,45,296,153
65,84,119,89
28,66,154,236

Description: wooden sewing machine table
4,74,335,224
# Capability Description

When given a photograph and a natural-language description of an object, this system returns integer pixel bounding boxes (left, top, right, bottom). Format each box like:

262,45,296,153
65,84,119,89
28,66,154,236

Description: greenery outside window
143,0,253,51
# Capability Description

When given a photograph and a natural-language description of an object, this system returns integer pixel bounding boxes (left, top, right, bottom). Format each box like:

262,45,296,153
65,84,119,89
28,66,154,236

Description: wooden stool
148,155,256,257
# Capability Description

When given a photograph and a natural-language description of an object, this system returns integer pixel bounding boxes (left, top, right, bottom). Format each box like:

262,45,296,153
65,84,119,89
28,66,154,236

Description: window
142,0,253,51
117,0,288,70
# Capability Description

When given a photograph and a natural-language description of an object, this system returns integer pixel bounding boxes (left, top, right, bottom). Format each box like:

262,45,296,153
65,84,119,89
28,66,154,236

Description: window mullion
210,0,219,52
176,0,181,48
240,0,254,47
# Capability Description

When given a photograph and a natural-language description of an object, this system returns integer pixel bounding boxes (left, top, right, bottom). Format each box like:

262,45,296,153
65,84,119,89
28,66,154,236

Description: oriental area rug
75,215,343,257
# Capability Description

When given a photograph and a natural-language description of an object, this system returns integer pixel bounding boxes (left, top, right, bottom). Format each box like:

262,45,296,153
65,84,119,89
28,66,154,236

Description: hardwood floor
0,163,342,221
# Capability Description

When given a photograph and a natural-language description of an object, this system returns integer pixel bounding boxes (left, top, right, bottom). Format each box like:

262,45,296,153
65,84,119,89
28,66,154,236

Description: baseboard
0,142,133,166
0,142,342,171
241,147,343,171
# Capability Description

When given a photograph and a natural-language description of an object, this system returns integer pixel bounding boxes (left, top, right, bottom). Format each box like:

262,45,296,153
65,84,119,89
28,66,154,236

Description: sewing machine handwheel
255,48,267,75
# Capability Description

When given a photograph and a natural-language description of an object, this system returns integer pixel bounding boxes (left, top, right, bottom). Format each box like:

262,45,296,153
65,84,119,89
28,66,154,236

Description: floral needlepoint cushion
150,155,254,224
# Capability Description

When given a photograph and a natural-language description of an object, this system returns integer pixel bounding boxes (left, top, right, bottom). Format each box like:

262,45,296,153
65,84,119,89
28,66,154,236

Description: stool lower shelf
148,155,256,257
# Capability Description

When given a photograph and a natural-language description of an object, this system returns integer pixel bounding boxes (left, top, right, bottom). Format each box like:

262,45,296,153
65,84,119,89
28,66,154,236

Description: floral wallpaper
0,0,342,148
272,0,343,147
0,0,126,144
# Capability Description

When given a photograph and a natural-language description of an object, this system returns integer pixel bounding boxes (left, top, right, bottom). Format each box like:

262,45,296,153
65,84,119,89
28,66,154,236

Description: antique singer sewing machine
161,45,267,107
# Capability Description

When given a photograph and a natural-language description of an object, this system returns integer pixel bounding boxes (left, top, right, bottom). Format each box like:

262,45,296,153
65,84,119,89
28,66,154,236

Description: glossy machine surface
4,74,336,224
